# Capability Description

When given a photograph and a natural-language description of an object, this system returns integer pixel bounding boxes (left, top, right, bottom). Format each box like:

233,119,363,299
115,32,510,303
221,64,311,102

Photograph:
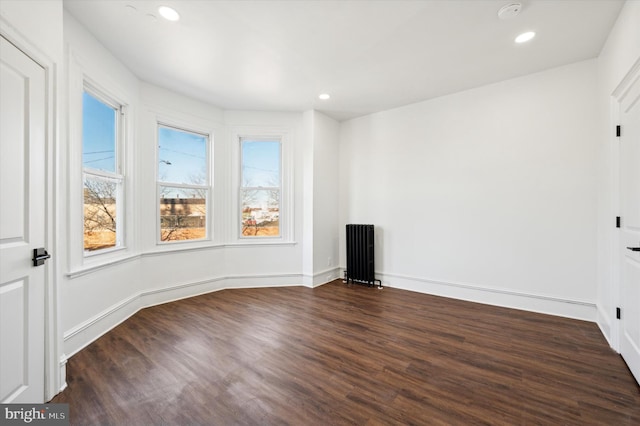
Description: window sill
83,245,126,258
67,252,140,279
225,240,297,248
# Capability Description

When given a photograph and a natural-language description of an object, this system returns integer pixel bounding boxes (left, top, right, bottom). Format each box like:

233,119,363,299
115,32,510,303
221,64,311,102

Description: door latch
32,248,51,267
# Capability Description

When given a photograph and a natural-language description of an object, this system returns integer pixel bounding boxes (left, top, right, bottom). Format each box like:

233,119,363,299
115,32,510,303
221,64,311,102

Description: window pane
84,176,117,251
158,126,207,185
82,91,116,173
241,140,280,187
241,189,279,237
159,186,207,242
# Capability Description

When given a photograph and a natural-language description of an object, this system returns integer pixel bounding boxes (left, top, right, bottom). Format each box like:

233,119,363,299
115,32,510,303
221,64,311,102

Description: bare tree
160,213,190,241
84,178,117,250
187,170,207,218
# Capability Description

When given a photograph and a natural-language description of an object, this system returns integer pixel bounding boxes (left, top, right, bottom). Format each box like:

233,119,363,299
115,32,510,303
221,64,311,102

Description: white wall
311,112,340,283
302,110,341,286
339,59,599,320
302,111,315,282
596,0,640,345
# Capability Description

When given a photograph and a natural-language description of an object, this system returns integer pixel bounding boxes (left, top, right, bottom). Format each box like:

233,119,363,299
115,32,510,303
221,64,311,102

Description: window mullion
83,169,123,181
157,181,208,190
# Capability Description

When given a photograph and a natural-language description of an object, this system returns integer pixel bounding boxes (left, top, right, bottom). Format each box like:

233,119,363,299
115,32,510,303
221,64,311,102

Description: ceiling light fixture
319,93,330,100
158,6,180,21
515,31,535,43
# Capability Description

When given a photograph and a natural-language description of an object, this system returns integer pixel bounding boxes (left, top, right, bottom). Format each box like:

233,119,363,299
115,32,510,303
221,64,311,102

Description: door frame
611,56,640,355
1,17,63,401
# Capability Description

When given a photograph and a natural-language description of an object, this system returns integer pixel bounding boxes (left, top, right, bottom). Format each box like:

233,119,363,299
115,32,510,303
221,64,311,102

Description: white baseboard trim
596,304,615,350
63,291,143,358
371,270,597,322
63,273,305,357
57,356,68,395
304,267,342,288
223,273,303,289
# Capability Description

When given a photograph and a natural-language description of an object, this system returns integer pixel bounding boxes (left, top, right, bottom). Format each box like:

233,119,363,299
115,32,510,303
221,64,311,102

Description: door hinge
616,307,621,319
616,125,621,137
616,216,621,228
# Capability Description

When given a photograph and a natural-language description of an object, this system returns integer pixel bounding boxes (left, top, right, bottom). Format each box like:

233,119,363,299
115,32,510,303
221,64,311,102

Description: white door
618,68,640,385
0,35,47,403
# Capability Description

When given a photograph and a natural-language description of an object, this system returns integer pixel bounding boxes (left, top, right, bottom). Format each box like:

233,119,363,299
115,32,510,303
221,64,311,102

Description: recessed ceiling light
158,6,180,21
319,93,330,100
515,31,535,43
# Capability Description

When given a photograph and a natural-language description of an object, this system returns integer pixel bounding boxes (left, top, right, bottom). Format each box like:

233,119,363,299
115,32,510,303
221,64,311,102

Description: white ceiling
64,0,624,121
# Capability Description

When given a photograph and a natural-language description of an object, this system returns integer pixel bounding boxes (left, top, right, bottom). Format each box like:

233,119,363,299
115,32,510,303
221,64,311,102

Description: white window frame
66,48,135,275
239,137,282,239
156,122,212,245
230,127,293,244
82,83,126,257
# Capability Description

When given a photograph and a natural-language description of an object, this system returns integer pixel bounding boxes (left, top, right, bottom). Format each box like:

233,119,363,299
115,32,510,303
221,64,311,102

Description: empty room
1,0,639,424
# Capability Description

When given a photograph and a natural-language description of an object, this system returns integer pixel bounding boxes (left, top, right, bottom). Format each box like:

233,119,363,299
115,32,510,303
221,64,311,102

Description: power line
159,147,205,160
84,156,114,164
83,150,114,155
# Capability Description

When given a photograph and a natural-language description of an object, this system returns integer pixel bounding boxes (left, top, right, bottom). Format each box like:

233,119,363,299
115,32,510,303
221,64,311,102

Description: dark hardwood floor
52,280,640,425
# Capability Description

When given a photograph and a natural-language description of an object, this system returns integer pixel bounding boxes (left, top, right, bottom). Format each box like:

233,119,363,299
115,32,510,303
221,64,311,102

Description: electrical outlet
327,257,332,266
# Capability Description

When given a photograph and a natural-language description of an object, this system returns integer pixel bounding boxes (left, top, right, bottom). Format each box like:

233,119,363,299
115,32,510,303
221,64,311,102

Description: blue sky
158,126,207,184
82,91,116,172
242,140,280,187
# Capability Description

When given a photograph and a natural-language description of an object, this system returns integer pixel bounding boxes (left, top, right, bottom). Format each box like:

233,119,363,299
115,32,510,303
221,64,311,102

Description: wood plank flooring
52,280,640,425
